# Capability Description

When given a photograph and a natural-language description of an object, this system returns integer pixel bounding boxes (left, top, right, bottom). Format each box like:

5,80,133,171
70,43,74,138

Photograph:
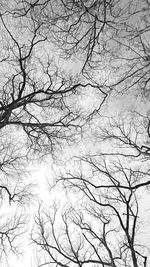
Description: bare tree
0,2,110,264
0,1,150,266
0,11,89,155
0,212,26,260
0,125,36,262
92,111,150,160
0,1,110,161
32,151,150,266
32,112,150,266
8,0,150,96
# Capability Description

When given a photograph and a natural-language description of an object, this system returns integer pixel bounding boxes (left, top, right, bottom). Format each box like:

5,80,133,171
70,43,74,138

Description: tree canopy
0,1,149,266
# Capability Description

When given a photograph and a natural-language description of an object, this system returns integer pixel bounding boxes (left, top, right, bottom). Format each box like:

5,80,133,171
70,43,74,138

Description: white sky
0,2,150,266
6,89,150,267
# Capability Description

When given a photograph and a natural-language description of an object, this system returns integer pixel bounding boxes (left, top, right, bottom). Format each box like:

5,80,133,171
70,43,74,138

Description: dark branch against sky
0,1,150,266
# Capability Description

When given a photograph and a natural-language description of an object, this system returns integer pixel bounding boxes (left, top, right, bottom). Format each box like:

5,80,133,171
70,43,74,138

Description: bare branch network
0,0,149,266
